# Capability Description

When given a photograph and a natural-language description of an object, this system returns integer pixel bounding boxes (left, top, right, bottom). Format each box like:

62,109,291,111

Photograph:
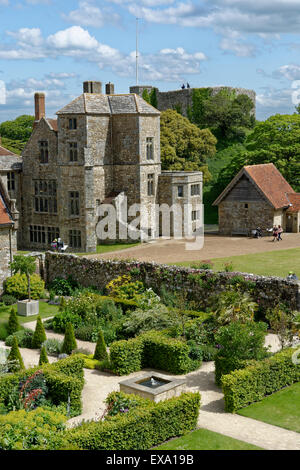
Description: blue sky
1,0,300,122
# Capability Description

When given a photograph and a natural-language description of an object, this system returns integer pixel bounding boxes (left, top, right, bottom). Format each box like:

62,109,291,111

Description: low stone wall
44,252,300,312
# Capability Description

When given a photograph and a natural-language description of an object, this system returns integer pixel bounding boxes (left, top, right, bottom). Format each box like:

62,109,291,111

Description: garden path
1,329,300,450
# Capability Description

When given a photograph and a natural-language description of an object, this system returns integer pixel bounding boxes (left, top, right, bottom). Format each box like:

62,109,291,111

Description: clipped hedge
110,337,144,375
109,331,192,376
222,347,300,413
215,356,255,387
0,355,84,417
64,392,201,450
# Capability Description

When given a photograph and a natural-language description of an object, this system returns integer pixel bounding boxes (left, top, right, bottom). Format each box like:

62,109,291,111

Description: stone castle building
1,81,202,253
214,163,300,235
129,85,256,118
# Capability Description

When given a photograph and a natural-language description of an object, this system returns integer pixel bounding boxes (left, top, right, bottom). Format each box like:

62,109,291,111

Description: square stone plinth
119,371,186,402
17,300,39,317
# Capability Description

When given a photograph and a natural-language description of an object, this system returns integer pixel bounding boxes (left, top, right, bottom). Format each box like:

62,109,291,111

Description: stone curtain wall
45,252,300,312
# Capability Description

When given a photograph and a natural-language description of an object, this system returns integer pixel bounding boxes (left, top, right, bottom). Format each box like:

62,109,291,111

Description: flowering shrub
105,275,144,300
4,273,45,300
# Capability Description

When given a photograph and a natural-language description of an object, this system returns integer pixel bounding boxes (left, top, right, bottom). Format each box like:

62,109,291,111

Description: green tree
142,89,150,103
160,109,217,181
93,330,108,361
61,323,77,355
32,315,47,348
7,308,20,336
0,115,34,141
39,345,49,365
7,336,25,371
10,255,37,301
150,88,158,108
217,114,300,192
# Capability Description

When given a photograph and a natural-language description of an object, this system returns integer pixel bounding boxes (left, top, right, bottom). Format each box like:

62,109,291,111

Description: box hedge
215,356,255,386
109,331,192,375
0,355,84,417
64,391,201,450
221,347,300,413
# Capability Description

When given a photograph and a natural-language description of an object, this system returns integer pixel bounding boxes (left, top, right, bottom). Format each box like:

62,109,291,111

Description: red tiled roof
286,193,300,213
0,145,15,157
0,194,12,225
47,119,58,131
244,164,295,209
214,163,296,209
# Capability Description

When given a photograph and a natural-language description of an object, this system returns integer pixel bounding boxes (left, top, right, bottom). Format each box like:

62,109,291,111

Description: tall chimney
34,92,45,125
83,81,102,94
106,82,114,95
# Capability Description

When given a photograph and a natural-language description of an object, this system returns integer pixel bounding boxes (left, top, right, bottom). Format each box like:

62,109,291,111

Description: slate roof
0,145,22,171
57,93,160,116
213,163,297,210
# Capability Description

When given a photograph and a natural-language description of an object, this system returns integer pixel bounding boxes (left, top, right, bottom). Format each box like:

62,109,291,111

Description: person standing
272,226,278,242
277,225,283,241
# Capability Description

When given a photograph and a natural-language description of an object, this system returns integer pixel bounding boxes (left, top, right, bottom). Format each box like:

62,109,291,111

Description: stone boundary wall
44,252,300,312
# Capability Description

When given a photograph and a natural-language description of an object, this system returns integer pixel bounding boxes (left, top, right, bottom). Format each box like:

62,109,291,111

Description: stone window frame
69,191,80,217
69,229,82,249
177,185,184,198
69,142,78,162
29,225,59,245
147,173,155,196
34,179,57,215
191,184,200,196
39,140,49,164
191,210,200,221
7,172,15,192
69,118,77,130
146,137,154,160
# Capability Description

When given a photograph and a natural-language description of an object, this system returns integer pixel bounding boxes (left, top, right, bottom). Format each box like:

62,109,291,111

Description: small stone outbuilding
213,163,300,235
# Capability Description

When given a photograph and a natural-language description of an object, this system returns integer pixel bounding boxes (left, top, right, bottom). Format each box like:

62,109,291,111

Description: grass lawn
155,428,262,450
237,382,300,433
0,301,59,326
175,247,300,278
18,242,140,257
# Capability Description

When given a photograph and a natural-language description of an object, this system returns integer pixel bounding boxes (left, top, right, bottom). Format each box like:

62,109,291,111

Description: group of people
181,83,190,89
272,225,283,242
51,238,65,252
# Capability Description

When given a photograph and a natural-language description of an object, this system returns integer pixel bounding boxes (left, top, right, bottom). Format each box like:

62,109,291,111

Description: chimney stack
83,81,102,94
106,82,114,95
34,92,45,126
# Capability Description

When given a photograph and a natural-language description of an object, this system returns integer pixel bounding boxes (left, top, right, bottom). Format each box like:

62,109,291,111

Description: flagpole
136,18,139,86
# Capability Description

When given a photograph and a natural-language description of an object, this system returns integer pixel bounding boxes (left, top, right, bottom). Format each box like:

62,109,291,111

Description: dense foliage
222,347,300,412
4,273,44,300
160,109,217,181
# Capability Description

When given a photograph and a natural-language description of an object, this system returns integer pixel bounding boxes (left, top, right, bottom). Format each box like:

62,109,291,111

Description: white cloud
273,64,300,81
63,1,121,28
0,26,206,81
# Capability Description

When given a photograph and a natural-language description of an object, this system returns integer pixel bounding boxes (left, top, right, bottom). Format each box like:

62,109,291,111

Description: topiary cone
7,336,24,370
93,329,108,361
61,323,77,355
39,345,49,365
8,307,20,336
32,315,47,348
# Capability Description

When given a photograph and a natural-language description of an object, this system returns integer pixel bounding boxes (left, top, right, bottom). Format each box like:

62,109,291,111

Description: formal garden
0,254,299,450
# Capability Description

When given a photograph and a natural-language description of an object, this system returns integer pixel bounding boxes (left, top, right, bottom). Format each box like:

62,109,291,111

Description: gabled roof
0,144,22,171
213,163,296,210
286,193,300,213
56,93,160,116
46,119,58,132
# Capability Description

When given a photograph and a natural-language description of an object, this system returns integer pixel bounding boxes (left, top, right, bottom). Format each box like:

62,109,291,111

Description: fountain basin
119,371,186,402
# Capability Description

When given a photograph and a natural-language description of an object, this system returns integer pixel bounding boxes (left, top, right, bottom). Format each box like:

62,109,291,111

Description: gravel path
1,326,300,450
85,232,300,264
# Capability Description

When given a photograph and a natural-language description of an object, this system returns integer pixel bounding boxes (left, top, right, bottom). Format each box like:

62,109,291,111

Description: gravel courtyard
86,233,300,265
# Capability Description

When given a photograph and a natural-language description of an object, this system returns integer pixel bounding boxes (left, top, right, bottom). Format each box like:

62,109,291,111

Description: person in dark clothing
181,83,185,89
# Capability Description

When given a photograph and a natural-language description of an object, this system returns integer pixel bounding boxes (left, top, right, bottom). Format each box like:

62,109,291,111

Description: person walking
272,225,278,242
277,225,283,241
